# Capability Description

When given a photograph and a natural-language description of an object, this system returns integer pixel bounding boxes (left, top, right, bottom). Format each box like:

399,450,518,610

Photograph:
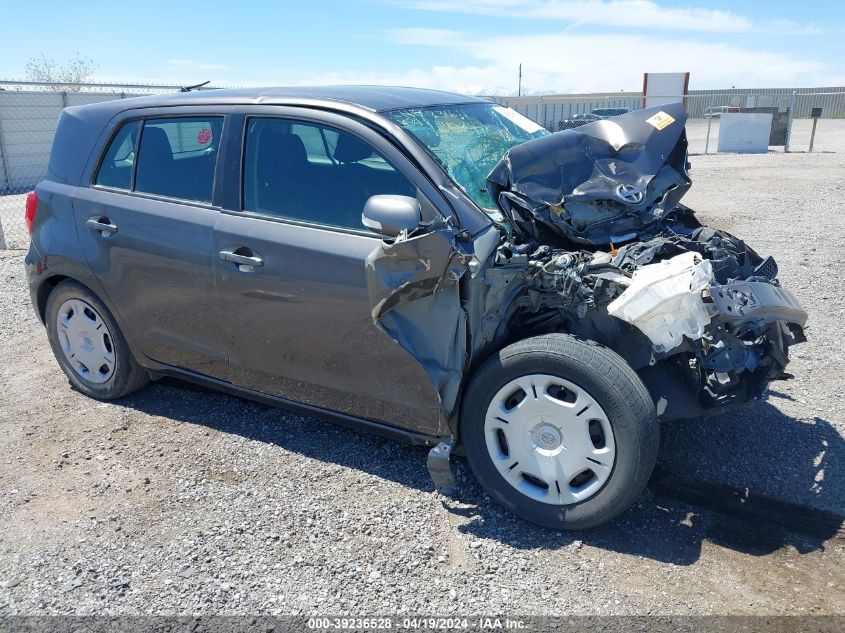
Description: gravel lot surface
0,151,843,616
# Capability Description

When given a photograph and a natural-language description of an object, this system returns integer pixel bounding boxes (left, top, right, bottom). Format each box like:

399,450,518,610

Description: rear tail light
25,191,37,234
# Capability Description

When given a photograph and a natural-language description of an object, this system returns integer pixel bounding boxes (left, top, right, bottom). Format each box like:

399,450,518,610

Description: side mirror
362,195,422,237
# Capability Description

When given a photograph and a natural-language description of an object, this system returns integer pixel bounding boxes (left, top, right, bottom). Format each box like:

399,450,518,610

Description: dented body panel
365,222,470,433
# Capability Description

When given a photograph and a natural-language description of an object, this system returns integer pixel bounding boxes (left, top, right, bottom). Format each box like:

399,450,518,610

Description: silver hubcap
484,374,616,505
55,299,115,384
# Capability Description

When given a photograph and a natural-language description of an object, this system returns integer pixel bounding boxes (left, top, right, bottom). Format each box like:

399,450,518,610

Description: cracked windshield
387,103,548,220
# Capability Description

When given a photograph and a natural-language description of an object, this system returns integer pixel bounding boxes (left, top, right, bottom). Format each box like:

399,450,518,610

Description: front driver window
243,118,417,230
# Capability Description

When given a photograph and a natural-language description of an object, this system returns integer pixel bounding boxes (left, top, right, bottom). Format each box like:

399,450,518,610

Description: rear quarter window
95,120,140,190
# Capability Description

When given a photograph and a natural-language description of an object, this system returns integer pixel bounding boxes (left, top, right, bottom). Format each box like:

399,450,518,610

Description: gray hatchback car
25,87,806,529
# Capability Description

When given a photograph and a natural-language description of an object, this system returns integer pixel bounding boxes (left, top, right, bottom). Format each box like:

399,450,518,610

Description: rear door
212,107,445,434
74,108,230,377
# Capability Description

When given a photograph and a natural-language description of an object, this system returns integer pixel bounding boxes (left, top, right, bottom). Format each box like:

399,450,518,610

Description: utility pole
518,63,522,97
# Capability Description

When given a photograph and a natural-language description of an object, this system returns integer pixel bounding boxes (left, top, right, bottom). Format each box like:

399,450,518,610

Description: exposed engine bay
367,101,807,429
484,209,806,420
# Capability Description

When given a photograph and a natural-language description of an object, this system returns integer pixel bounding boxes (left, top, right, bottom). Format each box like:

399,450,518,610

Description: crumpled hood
486,102,691,246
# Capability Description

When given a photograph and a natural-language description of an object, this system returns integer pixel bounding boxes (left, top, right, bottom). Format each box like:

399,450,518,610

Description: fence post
809,115,818,152
0,113,10,249
704,109,713,154
784,90,796,153
0,110,9,190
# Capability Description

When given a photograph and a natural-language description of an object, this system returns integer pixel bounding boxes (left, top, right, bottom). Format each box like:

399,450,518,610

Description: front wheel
460,334,658,530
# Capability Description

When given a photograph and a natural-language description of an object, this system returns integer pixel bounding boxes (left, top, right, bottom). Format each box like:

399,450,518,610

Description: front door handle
86,216,119,237
219,248,264,271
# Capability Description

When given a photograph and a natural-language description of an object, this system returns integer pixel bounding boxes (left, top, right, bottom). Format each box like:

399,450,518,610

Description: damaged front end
367,101,807,441
481,102,806,420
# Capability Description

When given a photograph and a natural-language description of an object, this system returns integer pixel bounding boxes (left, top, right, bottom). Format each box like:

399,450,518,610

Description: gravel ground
662,152,845,516
0,193,27,250
0,151,843,616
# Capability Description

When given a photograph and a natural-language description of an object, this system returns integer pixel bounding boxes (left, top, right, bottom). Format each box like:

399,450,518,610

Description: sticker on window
493,106,544,134
197,128,213,144
645,111,675,131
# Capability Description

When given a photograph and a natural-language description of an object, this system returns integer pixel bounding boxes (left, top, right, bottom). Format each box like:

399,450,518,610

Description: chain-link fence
0,81,198,248
1,81,844,249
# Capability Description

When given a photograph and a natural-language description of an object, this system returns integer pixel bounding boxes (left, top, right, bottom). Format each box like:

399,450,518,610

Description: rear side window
134,117,223,203
95,120,140,190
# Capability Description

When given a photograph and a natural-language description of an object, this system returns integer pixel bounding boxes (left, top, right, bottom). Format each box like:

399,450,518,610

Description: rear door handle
86,216,119,237
219,248,264,271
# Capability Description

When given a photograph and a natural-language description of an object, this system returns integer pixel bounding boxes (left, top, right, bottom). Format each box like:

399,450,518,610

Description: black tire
460,333,658,530
45,280,149,400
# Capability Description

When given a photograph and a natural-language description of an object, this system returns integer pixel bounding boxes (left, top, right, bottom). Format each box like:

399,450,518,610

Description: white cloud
392,0,753,33
362,28,845,94
137,27,842,95
292,65,521,96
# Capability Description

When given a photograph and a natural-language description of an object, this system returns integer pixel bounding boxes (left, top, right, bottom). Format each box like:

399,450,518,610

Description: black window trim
91,113,227,211
91,117,141,193
235,112,442,237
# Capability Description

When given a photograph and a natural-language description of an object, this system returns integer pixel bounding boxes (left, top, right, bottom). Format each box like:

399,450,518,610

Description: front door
213,112,444,434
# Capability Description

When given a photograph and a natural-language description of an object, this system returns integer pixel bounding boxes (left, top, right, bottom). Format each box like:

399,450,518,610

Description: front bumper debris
427,440,457,494
710,281,807,327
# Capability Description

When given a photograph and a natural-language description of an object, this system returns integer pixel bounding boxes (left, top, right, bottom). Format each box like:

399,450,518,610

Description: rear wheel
460,334,658,530
45,281,149,400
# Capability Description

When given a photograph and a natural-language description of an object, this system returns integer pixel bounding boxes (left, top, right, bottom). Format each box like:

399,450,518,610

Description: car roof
48,86,493,200
66,85,490,120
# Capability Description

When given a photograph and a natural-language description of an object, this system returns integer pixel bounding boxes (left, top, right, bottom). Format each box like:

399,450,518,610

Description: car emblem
616,184,644,204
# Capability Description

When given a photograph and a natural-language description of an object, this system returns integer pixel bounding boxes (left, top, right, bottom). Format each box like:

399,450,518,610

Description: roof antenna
180,80,211,92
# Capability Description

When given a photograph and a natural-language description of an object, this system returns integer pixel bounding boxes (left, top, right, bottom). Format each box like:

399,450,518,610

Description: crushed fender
364,220,473,432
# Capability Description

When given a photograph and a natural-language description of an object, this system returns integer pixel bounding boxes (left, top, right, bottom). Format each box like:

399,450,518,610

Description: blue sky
2,0,842,94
